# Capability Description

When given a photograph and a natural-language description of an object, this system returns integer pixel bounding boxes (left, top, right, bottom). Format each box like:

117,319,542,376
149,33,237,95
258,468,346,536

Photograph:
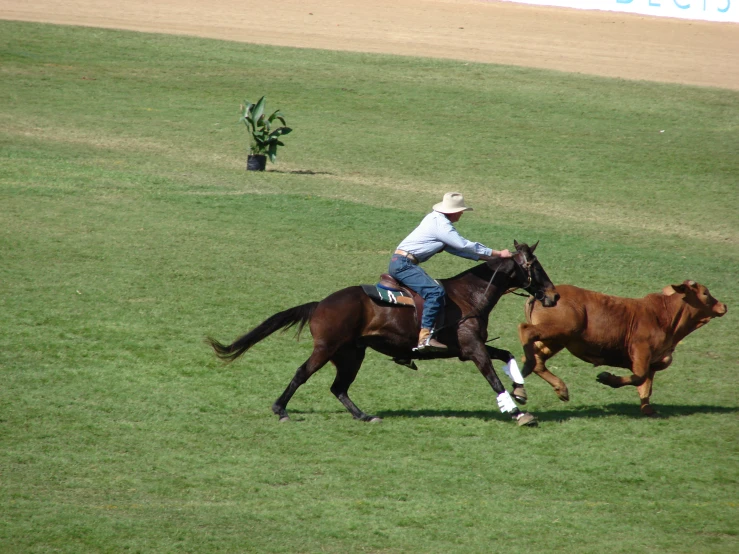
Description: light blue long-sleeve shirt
396,211,492,263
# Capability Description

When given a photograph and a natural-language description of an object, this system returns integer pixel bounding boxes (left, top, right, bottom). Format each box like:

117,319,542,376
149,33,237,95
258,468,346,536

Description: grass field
1,20,737,553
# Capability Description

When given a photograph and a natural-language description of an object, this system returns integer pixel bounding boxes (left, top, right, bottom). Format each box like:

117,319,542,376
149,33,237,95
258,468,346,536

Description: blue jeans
388,254,445,330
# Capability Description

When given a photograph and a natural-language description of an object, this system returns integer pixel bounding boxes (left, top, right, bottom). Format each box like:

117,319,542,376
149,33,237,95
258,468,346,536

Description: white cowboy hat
433,192,473,214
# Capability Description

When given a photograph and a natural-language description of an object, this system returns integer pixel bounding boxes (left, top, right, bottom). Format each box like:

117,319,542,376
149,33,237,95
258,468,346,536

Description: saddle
361,274,425,325
378,274,415,302
361,275,438,372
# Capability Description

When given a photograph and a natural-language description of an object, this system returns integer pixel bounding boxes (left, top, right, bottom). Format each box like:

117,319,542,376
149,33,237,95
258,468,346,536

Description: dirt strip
2,0,738,90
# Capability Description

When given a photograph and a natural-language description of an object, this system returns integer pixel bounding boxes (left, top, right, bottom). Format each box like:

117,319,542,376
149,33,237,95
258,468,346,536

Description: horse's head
512,240,559,307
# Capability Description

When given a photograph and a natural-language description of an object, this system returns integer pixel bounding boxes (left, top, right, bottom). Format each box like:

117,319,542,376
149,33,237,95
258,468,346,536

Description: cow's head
662,280,727,327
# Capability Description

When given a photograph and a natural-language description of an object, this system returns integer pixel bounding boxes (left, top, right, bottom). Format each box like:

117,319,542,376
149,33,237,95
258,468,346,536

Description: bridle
507,250,546,302
437,249,543,333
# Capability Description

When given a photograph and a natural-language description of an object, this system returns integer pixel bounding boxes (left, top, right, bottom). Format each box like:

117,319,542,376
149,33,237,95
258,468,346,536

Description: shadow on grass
374,409,501,421
267,169,334,175
375,403,738,422
536,403,738,422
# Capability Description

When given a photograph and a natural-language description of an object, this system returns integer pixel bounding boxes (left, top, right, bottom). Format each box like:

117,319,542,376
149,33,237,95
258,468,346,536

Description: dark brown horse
207,241,559,426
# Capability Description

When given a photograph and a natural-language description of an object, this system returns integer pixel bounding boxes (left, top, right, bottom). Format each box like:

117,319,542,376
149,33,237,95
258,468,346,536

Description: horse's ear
530,240,539,253
513,239,520,248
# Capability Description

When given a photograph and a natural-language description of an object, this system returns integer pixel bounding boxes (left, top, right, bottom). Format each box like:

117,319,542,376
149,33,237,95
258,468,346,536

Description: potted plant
240,96,292,171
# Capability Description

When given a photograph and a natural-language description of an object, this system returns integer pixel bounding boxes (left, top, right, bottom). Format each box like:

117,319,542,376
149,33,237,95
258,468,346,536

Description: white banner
499,0,738,23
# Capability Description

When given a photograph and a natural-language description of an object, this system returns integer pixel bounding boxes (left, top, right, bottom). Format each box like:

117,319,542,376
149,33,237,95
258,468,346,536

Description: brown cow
518,280,727,416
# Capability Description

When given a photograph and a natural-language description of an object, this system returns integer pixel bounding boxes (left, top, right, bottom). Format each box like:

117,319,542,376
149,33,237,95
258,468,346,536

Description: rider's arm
445,246,482,260
478,250,513,262
436,216,492,260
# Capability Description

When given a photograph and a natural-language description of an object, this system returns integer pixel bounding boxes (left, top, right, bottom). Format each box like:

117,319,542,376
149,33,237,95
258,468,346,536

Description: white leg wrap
503,358,524,385
496,391,517,413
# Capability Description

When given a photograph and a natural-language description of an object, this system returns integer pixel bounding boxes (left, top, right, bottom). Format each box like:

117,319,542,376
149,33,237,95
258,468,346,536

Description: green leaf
269,127,292,139
252,96,266,127
268,110,287,127
240,102,256,131
240,96,290,161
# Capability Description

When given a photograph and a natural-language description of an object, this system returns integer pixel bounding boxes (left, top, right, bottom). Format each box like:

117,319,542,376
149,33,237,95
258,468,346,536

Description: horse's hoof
514,412,538,427
596,372,612,385
278,416,290,423
554,387,570,402
393,358,418,370
356,414,382,423
512,385,527,405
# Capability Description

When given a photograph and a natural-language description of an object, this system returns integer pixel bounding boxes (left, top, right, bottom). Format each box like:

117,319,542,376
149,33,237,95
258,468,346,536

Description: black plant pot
247,154,267,171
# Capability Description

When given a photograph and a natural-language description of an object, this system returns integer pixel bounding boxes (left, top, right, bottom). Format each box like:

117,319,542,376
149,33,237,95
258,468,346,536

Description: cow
517,280,727,416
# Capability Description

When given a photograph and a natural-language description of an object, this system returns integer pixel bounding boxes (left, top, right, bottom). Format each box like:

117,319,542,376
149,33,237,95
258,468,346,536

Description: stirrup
413,337,448,353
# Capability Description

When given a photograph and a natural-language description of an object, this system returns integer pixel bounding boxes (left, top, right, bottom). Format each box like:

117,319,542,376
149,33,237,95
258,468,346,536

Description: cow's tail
206,302,319,363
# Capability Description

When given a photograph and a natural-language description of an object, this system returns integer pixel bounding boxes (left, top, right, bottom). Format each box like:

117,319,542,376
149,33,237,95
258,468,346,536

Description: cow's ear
664,283,689,296
663,284,685,296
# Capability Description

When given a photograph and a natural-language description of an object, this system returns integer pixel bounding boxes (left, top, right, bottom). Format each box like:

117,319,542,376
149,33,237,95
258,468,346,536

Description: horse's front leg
485,345,527,404
467,342,537,427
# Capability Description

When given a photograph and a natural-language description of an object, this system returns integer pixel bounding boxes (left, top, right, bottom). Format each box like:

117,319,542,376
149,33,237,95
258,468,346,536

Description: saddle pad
361,284,415,306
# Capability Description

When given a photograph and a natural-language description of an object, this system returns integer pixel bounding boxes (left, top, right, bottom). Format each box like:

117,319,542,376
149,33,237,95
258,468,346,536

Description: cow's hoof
641,406,660,418
512,385,527,405
514,412,538,427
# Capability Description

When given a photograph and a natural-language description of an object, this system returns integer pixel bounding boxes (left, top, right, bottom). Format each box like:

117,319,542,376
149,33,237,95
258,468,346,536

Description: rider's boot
415,328,447,352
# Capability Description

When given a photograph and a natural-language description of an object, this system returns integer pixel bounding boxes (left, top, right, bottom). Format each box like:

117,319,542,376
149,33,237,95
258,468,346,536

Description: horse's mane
444,255,514,282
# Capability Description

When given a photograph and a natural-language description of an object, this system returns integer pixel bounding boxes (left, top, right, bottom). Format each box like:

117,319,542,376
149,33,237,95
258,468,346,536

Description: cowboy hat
433,192,473,214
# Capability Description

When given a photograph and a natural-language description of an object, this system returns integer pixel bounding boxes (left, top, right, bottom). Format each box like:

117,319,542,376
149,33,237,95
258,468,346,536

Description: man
389,192,512,352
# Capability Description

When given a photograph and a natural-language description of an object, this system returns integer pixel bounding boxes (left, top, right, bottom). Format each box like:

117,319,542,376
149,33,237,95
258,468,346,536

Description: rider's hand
499,249,513,258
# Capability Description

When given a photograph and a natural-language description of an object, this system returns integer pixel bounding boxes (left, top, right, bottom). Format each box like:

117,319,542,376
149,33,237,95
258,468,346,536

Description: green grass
1,20,737,553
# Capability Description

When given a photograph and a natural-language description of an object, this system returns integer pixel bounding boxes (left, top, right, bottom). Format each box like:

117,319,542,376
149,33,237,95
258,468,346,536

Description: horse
207,241,559,426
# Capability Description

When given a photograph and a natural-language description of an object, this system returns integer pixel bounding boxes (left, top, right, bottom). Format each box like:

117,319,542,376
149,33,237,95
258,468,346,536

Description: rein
436,252,538,333
505,253,542,322
505,289,529,298
433,262,501,333
449,263,501,328
481,262,501,298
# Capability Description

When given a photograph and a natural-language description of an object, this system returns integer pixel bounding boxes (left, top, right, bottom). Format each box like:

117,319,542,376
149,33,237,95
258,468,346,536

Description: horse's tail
206,302,319,363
